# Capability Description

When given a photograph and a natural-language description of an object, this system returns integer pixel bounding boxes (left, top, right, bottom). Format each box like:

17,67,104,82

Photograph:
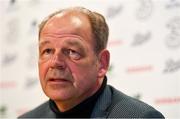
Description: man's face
38,12,103,104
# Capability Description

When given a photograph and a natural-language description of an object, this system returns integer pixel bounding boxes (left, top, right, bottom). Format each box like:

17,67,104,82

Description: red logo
0,81,17,89
126,65,153,73
155,97,180,104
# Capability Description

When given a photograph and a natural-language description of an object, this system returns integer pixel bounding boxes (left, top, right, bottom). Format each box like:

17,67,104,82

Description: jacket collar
91,77,112,118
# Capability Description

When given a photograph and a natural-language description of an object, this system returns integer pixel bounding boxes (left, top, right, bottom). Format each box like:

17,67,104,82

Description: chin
45,89,74,101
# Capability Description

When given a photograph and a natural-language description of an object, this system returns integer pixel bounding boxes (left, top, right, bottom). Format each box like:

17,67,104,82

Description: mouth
48,78,72,86
49,78,69,82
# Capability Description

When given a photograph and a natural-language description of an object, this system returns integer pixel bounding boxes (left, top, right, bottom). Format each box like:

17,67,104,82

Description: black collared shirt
49,77,107,118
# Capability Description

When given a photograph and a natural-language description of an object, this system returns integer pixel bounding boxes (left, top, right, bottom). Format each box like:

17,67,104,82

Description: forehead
39,35,85,49
40,11,92,40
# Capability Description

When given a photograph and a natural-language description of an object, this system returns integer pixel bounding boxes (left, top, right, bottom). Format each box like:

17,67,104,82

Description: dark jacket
19,85,164,118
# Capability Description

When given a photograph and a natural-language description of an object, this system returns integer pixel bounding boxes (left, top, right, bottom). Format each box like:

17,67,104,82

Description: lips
49,78,69,82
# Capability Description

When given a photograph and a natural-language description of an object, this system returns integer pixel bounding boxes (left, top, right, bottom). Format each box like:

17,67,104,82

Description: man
19,7,164,118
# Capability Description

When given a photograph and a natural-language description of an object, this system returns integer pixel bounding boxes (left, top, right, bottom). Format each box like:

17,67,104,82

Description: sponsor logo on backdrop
9,0,16,5
166,0,180,9
165,16,180,49
1,53,17,67
163,58,180,73
25,77,38,89
126,65,153,73
5,18,20,44
28,20,38,35
6,0,19,12
106,4,123,19
135,0,153,20
0,105,7,118
155,97,180,104
132,31,151,46
0,81,17,89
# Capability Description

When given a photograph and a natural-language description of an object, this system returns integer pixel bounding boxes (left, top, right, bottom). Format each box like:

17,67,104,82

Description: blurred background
0,0,180,118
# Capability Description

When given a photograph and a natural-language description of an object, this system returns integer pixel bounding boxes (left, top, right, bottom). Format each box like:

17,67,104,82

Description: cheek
38,61,49,81
68,59,99,85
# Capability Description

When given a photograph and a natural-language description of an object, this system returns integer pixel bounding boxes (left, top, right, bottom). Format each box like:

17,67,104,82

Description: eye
68,49,81,60
41,48,54,55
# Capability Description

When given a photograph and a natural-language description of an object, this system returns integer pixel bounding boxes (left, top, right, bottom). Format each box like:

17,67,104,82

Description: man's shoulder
18,100,54,118
106,85,165,118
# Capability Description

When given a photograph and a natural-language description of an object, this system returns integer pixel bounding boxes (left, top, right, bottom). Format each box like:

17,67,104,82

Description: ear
97,49,110,78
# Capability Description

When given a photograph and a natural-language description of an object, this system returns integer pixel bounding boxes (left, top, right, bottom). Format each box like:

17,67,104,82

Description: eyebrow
39,40,50,49
39,40,85,50
65,41,85,51
66,40,83,47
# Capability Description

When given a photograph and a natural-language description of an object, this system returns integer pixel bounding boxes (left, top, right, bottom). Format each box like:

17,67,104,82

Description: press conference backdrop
0,0,180,118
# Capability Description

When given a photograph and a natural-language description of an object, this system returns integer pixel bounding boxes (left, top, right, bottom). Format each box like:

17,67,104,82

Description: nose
49,51,66,70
